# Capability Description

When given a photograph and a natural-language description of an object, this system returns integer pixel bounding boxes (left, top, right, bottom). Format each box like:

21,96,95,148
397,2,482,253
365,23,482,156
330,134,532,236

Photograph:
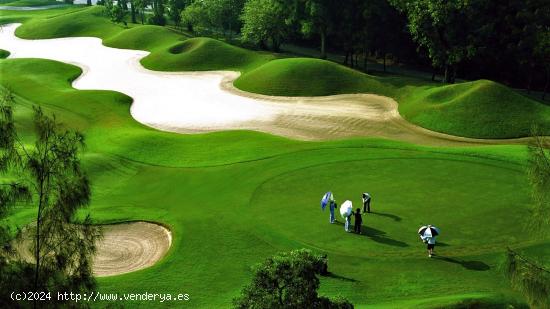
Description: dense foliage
180,0,550,91
233,249,353,308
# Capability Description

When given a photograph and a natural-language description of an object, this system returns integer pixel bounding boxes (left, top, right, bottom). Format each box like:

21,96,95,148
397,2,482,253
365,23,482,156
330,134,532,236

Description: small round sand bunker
93,221,172,277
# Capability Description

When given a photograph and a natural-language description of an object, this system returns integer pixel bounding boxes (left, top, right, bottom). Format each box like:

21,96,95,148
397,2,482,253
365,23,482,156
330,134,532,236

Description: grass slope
4,6,549,138
0,54,546,308
0,0,59,6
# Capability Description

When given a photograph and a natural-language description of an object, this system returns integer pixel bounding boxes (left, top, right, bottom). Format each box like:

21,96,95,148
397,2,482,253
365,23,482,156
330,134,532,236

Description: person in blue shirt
329,200,337,224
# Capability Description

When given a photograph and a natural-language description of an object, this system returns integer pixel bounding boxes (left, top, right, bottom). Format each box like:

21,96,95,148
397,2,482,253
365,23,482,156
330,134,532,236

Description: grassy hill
0,49,9,58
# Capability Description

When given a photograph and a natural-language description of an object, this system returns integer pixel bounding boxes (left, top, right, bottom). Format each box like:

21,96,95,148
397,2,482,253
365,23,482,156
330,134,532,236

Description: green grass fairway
3,6,549,138
1,53,547,308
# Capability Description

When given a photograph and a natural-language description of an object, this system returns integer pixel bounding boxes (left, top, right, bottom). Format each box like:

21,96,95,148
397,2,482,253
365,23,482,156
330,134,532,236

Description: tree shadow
360,226,409,247
434,256,490,271
324,272,358,282
369,211,402,222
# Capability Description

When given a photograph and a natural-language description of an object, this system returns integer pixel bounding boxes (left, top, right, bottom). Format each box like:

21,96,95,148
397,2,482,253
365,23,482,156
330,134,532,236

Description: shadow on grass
330,221,408,247
361,226,408,247
324,272,358,283
369,211,401,222
434,256,490,271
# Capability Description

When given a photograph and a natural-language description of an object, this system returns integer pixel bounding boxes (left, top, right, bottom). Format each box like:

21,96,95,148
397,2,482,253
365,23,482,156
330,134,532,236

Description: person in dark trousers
362,193,371,213
353,208,363,234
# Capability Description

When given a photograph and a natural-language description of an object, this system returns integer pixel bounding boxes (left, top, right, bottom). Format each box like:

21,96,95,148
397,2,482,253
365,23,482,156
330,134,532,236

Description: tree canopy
233,249,353,308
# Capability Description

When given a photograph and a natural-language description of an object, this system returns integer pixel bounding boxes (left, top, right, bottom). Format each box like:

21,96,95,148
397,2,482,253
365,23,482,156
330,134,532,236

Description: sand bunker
15,221,172,277
0,23,529,146
93,221,172,277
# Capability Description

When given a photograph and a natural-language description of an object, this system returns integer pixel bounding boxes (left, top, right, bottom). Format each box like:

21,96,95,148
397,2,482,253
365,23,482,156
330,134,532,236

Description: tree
149,0,167,25
536,30,550,100
168,0,187,28
0,89,33,307
391,0,477,83
233,249,353,308
240,0,295,51
182,0,245,39
0,89,101,307
111,4,128,26
504,130,550,308
133,0,149,24
301,0,333,59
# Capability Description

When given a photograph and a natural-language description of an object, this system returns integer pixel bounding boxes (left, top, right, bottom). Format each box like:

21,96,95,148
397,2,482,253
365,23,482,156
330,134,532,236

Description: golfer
329,200,337,224
362,193,371,213
352,208,363,234
345,214,351,232
420,226,437,258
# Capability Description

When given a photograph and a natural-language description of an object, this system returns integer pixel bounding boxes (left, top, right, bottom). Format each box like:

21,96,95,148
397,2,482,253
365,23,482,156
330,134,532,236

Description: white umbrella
340,200,353,218
418,225,440,237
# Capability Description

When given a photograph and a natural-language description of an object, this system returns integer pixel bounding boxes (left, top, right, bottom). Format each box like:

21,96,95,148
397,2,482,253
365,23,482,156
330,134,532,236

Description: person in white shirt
420,231,436,257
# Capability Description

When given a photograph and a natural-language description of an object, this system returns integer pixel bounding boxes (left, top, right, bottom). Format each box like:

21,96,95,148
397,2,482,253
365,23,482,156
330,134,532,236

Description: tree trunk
432,69,436,82
344,51,349,66
86,0,91,6
444,64,453,83
364,51,368,72
526,64,534,94
320,30,326,59
130,1,136,24
383,52,386,72
543,67,549,100
140,9,144,24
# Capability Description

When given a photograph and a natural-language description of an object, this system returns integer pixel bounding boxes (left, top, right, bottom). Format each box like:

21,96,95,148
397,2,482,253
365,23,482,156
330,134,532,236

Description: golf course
1,2,549,308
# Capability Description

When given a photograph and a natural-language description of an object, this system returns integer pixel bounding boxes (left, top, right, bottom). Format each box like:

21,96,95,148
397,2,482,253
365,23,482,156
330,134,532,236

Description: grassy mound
0,49,10,59
398,80,550,138
235,58,386,96
142,37,274,72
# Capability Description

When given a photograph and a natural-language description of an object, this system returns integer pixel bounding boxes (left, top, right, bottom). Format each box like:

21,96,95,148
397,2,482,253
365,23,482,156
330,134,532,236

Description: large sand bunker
0,23,530,146
16,221,172,277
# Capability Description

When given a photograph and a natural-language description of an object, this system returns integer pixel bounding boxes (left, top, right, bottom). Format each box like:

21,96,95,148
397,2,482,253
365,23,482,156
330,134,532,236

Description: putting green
250,157,531,257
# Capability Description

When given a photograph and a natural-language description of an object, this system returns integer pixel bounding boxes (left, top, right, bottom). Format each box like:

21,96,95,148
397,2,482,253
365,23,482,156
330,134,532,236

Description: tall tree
240,0,295,51
301,0,333,59
168,0,187,28
233,249,353,308
505,131,550,308
150,0,167,25
391,0,477,83
0,89,101,307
